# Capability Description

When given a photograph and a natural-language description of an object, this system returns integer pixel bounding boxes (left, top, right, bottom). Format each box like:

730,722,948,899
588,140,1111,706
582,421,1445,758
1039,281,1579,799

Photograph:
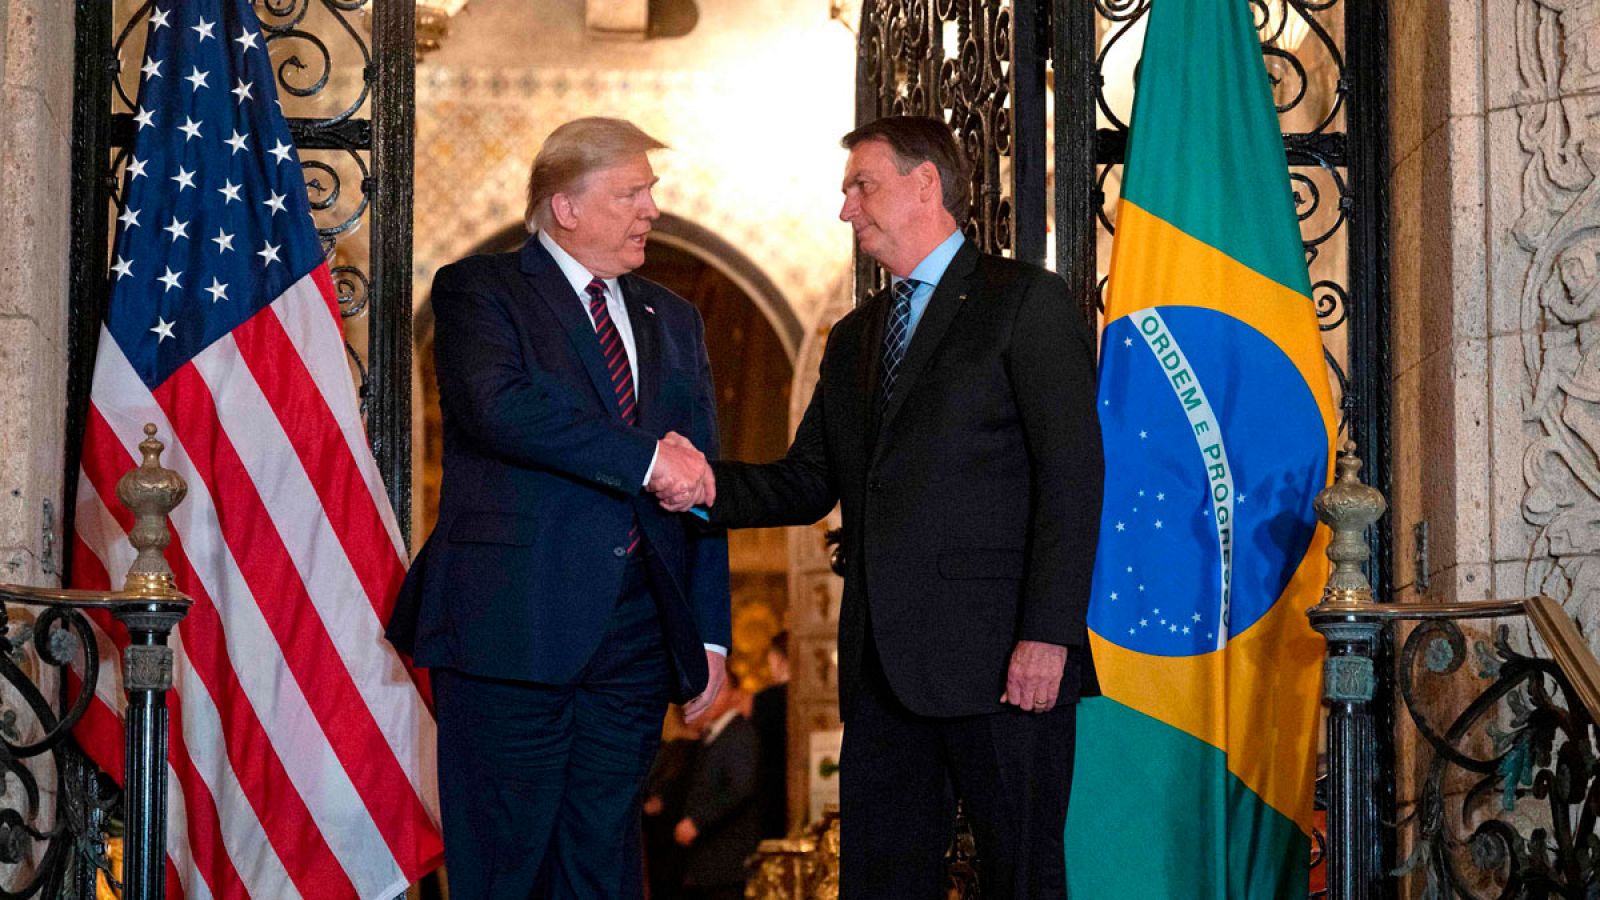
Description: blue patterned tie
879,278,921,417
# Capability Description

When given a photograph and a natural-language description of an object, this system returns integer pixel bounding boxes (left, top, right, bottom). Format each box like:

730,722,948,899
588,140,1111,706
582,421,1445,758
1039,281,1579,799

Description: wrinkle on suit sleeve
708,344,838,529
1007,271,1105,648
433,282,657,492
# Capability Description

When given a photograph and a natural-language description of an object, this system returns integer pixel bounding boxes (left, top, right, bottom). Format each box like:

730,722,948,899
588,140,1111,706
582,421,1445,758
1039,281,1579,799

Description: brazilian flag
1063,0,1335,896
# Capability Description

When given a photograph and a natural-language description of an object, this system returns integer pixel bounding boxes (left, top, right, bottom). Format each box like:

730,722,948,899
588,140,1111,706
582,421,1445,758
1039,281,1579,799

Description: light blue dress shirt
896,229,967,345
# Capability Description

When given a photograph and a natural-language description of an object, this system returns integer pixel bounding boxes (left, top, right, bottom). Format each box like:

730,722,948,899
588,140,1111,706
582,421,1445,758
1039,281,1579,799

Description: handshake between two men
648,431,714,513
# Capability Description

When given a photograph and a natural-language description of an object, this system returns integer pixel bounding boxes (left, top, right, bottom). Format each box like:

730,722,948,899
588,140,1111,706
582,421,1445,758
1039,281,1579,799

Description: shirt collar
898,228,966,290
538,229,620,300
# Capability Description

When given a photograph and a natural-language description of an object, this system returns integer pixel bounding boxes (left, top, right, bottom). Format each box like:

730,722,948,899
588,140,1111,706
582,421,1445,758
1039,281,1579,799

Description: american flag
68,2,443,897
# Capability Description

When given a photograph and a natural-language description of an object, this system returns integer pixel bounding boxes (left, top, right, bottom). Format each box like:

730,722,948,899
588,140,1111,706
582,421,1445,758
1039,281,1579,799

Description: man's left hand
681,649,727,723
1000,640,1068,713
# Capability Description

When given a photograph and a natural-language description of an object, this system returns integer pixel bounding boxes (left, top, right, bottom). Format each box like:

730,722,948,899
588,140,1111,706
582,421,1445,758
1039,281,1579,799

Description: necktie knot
584,278,611,330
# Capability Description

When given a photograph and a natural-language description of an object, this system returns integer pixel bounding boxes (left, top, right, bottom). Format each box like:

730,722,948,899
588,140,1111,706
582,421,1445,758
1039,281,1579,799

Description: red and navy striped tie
586,278,641,555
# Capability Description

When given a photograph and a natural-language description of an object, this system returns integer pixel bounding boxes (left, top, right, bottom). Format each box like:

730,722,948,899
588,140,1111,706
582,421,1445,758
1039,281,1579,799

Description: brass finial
1312,441,1388,611
114,424,187,598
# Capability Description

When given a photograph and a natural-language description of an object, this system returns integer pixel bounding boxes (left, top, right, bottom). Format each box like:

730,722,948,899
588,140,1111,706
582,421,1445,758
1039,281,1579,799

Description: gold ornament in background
417,1,469,53
730,589,783,692
745,805,840,900
115,424,186,599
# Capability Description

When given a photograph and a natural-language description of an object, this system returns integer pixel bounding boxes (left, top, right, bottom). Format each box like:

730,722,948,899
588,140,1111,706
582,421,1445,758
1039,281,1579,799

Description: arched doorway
413,216,798,688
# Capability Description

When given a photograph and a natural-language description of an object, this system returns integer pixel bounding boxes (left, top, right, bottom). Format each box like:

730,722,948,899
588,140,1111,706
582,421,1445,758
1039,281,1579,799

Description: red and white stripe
70,266,442,899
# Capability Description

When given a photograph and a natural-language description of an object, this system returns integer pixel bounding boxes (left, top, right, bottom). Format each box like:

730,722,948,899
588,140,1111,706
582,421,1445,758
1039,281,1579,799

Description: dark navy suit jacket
387,236,730,703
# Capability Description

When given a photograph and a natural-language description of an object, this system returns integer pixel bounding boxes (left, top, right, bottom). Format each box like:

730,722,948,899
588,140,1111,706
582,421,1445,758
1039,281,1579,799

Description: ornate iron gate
66,0,418,555
855,0,1051,291
855,0,1389,480
856,0,1392,892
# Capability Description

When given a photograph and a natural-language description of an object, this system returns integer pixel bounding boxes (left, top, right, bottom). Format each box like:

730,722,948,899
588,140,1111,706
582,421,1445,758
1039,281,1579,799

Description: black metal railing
0,426,191,900
1312,445,1600,899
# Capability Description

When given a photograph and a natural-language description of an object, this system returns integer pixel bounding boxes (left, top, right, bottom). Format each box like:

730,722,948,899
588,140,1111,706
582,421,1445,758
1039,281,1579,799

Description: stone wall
1388,0,1599,888
1387,0,1488,606
0,0,75,587
411,0,858,337
1498,0,1600,626
1388,0,1599,621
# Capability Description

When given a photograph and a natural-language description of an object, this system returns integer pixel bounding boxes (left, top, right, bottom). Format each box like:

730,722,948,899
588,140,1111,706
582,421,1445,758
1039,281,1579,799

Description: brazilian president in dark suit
387,117,730,899
683,116,1103,898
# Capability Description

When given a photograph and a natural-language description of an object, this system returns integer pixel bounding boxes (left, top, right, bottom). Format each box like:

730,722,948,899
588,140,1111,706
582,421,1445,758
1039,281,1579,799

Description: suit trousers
434,556,671,900
840,639,1078,900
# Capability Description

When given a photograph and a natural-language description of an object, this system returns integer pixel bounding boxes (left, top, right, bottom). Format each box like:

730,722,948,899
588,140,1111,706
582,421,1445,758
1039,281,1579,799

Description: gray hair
525,117,667,231
841,116,971,222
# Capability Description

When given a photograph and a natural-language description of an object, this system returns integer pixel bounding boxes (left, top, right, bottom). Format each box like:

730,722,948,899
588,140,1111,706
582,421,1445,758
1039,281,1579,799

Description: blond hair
524,117,668,231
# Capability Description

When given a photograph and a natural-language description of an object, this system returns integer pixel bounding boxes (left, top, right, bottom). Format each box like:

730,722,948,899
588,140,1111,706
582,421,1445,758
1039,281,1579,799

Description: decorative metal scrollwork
300,149,372,251
254,0,374,128
1092,0,1357,443
857,0,1041,301
1315,280,1350,331
0,606,116,899
107,0,383,406
82,0,415,534
1394,620,1600,898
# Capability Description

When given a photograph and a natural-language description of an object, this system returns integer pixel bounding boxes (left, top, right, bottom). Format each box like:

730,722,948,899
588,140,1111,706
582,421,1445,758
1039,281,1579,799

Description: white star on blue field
1087,307,1329,657
105,1,321,390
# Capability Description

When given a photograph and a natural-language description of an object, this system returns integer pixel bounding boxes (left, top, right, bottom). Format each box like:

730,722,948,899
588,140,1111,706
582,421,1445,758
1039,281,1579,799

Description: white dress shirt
538,229,641,392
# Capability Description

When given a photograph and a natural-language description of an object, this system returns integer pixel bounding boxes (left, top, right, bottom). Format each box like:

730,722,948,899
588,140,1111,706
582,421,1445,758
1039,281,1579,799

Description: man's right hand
649,431,715,512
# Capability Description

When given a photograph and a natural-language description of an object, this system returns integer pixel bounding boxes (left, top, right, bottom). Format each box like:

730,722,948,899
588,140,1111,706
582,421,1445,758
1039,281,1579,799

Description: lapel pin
644,304,656,315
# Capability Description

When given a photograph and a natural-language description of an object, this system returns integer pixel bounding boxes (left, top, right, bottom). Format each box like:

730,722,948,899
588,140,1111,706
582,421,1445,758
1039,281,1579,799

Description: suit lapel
876,241,980,436
619,275,663,430
520,237,617,416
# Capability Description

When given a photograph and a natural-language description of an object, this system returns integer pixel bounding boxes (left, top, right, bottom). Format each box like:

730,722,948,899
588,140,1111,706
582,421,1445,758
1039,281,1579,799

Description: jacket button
868,478,882,492
613,546,627,558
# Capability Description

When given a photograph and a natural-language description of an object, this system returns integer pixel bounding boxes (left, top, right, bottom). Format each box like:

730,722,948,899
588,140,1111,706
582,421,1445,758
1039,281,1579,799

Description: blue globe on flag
1089,306,1328,658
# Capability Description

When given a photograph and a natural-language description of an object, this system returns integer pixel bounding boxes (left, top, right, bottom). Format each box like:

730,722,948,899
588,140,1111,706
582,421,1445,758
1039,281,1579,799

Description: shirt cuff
703,643,727,656
642,443,659,488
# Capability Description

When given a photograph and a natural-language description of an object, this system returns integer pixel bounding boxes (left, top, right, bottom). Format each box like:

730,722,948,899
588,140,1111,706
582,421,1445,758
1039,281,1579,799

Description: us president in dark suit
681,116,1103,898
387,117,731,899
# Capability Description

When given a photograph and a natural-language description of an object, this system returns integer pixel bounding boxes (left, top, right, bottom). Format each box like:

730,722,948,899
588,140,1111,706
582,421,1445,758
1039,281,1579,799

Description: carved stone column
1388,0,1599,619
1510,0,1600,636
1387,1,1600,892
0,0,75,586
784,285,853,828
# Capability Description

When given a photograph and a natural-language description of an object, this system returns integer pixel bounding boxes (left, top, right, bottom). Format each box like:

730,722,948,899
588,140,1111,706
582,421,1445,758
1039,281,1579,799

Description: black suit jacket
711,242,1103,717
387,236,730,703
680,715,762,889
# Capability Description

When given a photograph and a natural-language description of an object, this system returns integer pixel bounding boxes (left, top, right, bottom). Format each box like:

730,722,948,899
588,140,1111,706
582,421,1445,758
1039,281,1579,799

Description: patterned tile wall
413,64,857,334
